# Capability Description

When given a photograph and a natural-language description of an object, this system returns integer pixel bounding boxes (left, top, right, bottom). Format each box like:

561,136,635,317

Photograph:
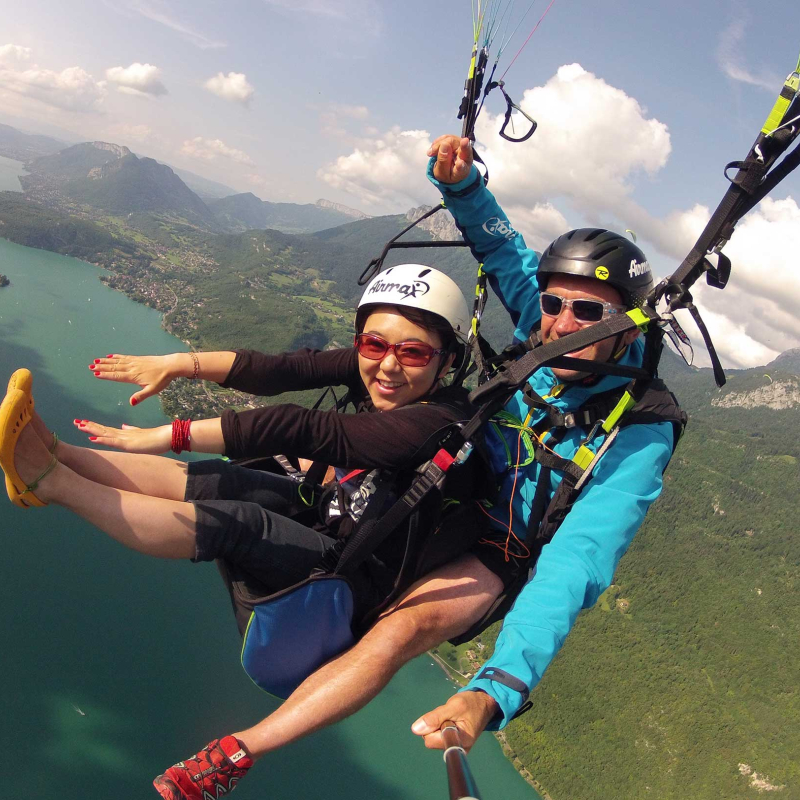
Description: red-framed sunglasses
354,333,446,367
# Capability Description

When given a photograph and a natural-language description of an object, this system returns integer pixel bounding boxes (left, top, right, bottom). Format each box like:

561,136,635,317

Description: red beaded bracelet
171,418,192,454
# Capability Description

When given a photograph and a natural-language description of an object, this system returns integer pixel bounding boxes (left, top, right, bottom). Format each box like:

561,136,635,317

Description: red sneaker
153,736,253,799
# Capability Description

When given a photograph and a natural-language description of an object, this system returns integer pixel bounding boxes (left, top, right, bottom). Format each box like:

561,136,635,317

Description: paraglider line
500,0,558,80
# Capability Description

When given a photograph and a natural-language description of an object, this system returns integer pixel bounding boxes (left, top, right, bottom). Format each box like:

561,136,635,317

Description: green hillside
0,192,138,264
65,154,216,225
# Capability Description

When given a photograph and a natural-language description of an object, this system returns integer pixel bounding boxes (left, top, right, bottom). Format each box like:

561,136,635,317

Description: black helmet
537,228,654,308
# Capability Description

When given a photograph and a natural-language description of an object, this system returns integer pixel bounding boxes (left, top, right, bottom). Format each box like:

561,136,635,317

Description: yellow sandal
0,384,54,508
3,369,59,507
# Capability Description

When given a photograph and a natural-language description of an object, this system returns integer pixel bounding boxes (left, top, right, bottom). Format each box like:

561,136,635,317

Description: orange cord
476,427,532,562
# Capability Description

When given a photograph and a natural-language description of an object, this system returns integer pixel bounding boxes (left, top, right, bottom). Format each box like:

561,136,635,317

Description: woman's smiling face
357,307,449,411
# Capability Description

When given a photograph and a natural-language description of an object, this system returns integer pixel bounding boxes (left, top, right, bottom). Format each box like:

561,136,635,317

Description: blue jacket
428,161,675,728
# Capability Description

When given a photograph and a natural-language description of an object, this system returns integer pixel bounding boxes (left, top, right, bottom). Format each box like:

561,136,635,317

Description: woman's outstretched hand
90,354,185,406
427,135,474,184
75,419,172,454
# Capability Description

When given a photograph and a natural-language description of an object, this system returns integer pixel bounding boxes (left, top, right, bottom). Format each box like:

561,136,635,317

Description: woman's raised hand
427,135,474,184
75,419,172,454
90,353,187,406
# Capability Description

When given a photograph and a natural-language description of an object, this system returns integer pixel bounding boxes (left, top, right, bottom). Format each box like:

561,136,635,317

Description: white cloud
0,46,106,112
664,197,800,368
320,63,670,222
106,62,167,97
180,137,254,165
474,64,671,221
716,18,778,92
0,44,32,64
318,128,435,212
203,72,254,105
501,203,569,252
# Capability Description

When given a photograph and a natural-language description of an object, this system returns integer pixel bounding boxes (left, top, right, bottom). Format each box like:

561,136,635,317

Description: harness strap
467,307,653,420
332,448,460,579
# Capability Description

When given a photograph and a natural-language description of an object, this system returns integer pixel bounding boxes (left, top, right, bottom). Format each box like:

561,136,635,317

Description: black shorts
184,459,392,618
186,458,523,598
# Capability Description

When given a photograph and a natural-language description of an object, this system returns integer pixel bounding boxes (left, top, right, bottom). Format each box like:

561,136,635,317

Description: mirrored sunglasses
354,333,445,367
540,292,626,324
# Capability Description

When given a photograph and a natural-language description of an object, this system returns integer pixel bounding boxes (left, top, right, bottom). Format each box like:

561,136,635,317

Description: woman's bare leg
31,409,189,500
13,422,196,558
232,555,503,758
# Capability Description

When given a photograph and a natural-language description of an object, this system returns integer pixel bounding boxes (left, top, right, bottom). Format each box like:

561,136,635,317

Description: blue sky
0,0,798,367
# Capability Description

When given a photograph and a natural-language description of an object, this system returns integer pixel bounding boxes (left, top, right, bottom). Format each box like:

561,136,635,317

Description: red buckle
338,469,365,485
432,449,456,472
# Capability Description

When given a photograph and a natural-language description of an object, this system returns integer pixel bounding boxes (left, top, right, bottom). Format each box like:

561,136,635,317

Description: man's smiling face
539,274,639,381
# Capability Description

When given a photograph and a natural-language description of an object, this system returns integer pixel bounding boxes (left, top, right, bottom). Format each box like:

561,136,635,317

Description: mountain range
0,124,368,234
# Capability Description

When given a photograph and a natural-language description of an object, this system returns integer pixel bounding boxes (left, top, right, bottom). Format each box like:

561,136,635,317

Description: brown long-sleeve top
219,347,474,469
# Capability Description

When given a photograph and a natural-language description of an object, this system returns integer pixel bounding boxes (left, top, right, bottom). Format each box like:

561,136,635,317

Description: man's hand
411,690,499,752
428,135,474,184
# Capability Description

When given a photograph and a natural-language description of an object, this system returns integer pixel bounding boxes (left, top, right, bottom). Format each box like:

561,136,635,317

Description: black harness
449,377,686,650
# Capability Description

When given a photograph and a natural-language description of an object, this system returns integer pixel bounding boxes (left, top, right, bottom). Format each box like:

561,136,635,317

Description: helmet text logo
595,266,610,280
368,279,431,299
628,259,652,278
482,217,517,240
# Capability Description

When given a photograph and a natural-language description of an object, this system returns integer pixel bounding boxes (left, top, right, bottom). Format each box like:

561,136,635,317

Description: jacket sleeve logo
482,217,517,240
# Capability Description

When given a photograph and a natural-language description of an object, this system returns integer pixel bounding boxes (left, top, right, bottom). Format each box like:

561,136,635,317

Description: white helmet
356,264,470,343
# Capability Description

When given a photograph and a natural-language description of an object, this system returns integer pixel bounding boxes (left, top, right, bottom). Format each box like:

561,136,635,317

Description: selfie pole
441,721,482,800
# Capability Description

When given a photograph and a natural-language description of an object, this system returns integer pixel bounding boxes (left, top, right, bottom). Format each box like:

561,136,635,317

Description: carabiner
488,81,537,143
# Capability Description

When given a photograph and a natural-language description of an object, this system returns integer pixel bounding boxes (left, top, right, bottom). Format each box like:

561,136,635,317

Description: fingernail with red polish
131,398,138,406
94,359,101,364
106,354,114,358
73,419,80,425
88,436,97,441
88,364,95,369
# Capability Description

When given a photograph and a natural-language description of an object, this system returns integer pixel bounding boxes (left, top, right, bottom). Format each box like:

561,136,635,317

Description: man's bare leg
13,422,197,558
232,555,503,758
31,409,189,500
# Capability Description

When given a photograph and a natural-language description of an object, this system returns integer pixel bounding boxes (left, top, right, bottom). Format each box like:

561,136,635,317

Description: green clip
761,62,800,135
626,307,650,332
602,391,637,434
297,482,315,507
572,445,595,471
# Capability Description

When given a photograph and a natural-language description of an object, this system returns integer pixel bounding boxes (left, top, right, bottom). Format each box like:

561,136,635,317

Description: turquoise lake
0,237,539,800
